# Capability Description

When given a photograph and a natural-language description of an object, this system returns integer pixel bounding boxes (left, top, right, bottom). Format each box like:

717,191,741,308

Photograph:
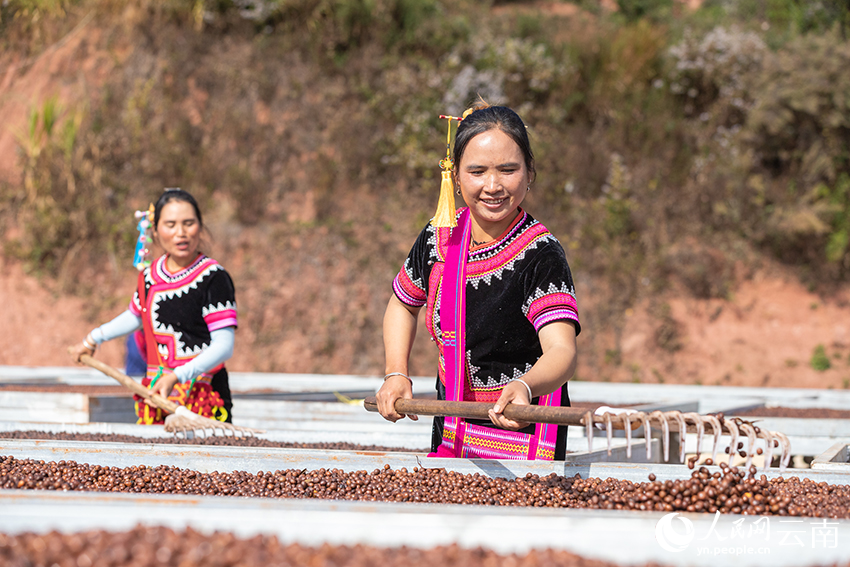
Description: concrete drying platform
1,490,849,567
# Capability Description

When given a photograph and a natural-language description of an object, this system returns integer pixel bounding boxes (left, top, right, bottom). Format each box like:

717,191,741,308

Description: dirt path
600,269,850,389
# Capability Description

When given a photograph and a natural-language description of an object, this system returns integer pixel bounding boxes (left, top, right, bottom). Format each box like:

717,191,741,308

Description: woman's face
456,128,531,236
155,200,201,266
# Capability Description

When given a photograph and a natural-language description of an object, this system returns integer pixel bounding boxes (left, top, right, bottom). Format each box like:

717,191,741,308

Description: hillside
2,0,850,390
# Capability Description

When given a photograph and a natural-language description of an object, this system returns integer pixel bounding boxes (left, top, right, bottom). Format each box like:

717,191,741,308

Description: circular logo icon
655,512,695,553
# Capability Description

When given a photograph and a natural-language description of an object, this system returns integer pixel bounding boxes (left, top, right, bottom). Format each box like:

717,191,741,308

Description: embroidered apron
134,267,227,424
429,209,560,460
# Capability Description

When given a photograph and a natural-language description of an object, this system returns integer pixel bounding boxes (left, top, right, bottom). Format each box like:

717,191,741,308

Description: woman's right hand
70,336,96,363
375,374,418,422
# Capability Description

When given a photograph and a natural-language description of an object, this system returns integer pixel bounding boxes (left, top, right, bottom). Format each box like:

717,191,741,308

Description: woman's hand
376,374,418,422
488,380,531,431
147,372,180,405
380,295,421,423
70,336,96,363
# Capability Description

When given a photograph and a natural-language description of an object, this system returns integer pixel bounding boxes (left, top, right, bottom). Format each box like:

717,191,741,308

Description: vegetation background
2,0,850,389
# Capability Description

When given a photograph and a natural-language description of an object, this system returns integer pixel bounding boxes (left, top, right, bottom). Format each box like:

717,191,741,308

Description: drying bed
0,430,427,453
731,407,850,419
5,489,850,567
4,453,850,517
0,526,634,567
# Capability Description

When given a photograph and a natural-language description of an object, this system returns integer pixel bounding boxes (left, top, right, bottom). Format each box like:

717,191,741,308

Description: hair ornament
431,113,468,228
132,204,155,271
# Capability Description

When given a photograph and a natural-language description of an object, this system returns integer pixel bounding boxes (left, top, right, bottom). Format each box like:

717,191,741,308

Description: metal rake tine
649,411,668,462
773,431,792,471
683,412,704,460
639,412,651,461
740,422,757,471
665,411,688,463
702,414,722,464
604,412,614,456
725,419,739,465
756,428,775,471
649,411,669,462
622,412,633,459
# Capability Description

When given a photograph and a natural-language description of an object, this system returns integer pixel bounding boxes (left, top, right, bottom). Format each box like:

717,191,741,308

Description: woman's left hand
146,372,180,406
488,380,531,431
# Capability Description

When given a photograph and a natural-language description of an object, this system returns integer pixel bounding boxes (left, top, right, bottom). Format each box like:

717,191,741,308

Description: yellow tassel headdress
432,108,477,228
431,113,463,228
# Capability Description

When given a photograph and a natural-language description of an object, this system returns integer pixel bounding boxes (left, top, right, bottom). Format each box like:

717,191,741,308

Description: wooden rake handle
77,352,179,414
364,396,607,427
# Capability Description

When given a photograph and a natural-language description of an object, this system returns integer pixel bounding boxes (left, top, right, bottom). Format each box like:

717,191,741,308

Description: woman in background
71,189,238,423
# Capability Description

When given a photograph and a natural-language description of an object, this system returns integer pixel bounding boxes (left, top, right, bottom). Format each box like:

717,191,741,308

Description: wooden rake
77,353,264,437
364,397,792,471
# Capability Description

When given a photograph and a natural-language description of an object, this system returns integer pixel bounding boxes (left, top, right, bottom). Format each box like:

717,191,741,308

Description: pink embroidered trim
533,309,579,332
129,298,142,316
526,292,579,331
393,270,426,306
467,225,549,281
205,312,238,331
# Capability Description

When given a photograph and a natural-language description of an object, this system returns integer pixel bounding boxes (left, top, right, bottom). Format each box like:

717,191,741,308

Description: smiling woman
70,189,238,424
456,129,531,244
377,103,581,460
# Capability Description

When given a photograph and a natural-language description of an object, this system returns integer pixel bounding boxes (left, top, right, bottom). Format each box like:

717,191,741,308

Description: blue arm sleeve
173,327,235,383
90,311,143,344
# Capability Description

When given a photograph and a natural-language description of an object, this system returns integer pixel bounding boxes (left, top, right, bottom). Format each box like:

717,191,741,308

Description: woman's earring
456,187,461,195
526,186,530,192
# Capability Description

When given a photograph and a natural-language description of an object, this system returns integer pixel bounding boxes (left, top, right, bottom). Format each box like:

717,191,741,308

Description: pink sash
430,209,560,460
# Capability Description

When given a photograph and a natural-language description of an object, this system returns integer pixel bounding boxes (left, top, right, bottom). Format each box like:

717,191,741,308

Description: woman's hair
153,188,203,229
452,102,536,182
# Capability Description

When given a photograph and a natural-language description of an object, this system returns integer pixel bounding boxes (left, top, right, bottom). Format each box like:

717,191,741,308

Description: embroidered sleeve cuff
203,302,238,331
129,294,142,316
532,309,580,333
526,292,580,333
392,273,426,307
205,314,238,332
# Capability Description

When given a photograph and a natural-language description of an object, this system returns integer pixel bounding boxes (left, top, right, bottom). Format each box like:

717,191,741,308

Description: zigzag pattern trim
393,258,427,306
148,256,223,362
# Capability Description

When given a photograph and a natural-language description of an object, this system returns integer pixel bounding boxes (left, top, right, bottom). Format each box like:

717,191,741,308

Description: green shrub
811,344,831,372
615,0,673,23
742,33,850,274
10,97,133,285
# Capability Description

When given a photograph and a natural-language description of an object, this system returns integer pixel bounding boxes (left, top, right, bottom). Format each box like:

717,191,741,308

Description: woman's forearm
377,295,421,421
519,321,577,398
383,295,420,375
173,327,235,383
90,311,143,344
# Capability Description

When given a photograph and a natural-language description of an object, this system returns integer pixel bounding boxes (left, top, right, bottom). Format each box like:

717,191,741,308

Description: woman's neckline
468,208,525,251
162,253,204,276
